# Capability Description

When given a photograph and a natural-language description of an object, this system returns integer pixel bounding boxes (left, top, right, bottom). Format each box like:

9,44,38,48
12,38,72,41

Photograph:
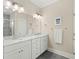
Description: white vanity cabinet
4,40,31,59
4,34,48,59
40,35,48,54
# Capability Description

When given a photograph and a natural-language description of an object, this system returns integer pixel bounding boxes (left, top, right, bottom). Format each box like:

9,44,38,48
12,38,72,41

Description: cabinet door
44,37,48,50
4,40,31,59
41,36,48,54
32,38,40,59
36,38,41,57
21,41,31,59
4,49,20,59
32,39,37,59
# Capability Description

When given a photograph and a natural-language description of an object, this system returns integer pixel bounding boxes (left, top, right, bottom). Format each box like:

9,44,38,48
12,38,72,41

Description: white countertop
4,34,48,47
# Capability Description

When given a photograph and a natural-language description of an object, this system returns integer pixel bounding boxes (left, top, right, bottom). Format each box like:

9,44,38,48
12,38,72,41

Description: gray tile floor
37,51,69,59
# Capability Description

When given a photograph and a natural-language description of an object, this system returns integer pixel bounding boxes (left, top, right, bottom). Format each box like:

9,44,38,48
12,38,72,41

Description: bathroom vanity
4,34,48,59
3,2,48,59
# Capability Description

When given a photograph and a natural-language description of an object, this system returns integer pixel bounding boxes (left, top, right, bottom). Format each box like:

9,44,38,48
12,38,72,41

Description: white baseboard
48,48,74,59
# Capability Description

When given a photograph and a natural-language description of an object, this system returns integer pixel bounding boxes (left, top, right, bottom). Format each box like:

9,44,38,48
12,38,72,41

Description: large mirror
3,0,29,38
3,13,12,36
3,7,14,37
3,11,41,38
3,7,29,38
3,0,41,38
3,12,29,38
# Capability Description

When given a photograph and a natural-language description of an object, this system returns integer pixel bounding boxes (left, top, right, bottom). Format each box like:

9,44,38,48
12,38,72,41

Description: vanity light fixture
33,13,42,19
4,0,25,13
33,13,38,18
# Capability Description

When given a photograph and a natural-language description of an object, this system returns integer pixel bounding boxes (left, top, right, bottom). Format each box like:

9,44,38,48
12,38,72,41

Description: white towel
54,29,63,44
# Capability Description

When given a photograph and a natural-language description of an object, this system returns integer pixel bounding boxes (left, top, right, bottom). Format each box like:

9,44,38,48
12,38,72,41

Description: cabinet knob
18,49,23,53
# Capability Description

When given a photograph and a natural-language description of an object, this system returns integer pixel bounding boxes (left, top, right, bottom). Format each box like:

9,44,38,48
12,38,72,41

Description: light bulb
5,0,12,9
13,4,19,11
18,7,24,13
38,15,42,19
33,14,38,18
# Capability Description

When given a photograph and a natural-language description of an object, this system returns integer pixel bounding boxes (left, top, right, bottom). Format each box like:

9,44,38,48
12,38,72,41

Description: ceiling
30,0,58,8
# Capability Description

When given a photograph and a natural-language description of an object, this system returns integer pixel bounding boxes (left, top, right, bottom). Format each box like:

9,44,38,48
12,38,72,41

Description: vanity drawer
4,40,30,53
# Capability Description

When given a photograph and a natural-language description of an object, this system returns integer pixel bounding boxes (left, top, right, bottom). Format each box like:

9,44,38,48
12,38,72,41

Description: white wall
41,0,74,54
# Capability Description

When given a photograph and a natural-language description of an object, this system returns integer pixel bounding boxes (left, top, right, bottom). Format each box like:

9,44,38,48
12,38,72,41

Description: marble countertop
3,33,48,47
